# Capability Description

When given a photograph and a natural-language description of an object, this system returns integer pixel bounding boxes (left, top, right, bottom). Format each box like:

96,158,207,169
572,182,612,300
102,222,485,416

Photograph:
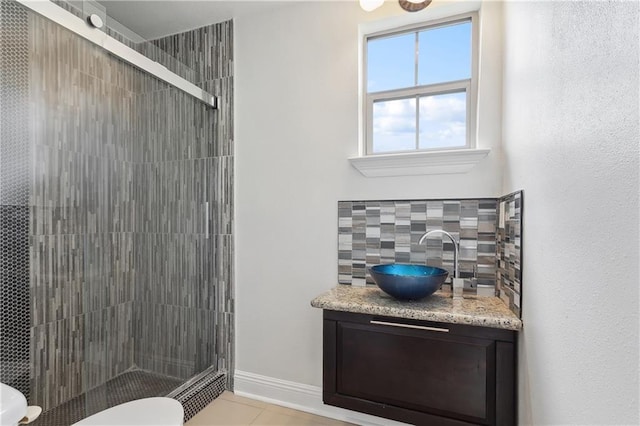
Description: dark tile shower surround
0,0,234,414
338,192,523,317
0,0,32,400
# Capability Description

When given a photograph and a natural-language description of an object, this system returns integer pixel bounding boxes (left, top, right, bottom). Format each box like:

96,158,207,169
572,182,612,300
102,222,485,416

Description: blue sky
367,22,471,153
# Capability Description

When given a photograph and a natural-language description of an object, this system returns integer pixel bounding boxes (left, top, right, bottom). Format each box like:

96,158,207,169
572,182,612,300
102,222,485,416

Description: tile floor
186,391,354,426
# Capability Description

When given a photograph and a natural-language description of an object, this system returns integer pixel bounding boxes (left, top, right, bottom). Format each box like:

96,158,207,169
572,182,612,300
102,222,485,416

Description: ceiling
98,0,292,40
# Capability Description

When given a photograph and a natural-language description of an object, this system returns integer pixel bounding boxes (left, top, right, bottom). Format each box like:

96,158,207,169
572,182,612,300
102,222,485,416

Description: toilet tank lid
0,383,28,424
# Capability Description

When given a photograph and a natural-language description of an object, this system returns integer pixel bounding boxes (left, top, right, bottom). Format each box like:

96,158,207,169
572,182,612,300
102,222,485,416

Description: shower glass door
1,0,233,421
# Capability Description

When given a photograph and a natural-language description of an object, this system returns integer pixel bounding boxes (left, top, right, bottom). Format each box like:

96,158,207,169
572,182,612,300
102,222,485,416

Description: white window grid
363,13,479,156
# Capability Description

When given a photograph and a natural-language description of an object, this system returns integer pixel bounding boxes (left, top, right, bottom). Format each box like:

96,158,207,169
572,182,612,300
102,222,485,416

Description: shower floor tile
32,369,183,426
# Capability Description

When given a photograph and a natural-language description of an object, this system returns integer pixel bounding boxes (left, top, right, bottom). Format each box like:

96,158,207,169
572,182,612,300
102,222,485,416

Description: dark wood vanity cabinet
322,310,517,426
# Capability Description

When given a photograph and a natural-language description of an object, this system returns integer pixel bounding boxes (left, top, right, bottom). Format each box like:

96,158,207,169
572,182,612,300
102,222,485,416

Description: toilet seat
72,397,183,426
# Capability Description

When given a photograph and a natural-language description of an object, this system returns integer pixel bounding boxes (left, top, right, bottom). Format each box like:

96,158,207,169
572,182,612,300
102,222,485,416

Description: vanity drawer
322,310,516,426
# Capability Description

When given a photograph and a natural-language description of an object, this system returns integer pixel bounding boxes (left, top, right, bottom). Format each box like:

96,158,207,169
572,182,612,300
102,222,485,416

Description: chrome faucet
419,229,463,299
418,229,459,278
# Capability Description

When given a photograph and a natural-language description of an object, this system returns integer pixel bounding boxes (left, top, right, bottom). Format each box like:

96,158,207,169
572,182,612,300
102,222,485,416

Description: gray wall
0,1,233,411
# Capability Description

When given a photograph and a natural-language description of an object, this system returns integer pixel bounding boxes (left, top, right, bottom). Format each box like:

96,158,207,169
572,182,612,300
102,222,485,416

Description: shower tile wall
0,1,234,412
338,199,498,295
132,22,234,388
27,9,137,410
0,0,31,399
149,20,234,162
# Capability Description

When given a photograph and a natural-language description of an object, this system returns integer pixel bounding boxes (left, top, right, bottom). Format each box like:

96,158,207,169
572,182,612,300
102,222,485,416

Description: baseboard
234,370,409,426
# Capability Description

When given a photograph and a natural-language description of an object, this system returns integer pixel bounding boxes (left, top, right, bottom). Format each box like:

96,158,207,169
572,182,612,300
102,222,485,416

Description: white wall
235,0,504,387
502,1,639,424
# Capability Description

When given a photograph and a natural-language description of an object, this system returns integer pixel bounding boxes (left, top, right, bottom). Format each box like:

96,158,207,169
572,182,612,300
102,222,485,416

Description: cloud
420,121,466,149
372,93,467,152
373,98,415,136
419,93,466,122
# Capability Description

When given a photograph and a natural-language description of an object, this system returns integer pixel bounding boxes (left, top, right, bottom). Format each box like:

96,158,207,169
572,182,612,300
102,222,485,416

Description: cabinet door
336,320,496,424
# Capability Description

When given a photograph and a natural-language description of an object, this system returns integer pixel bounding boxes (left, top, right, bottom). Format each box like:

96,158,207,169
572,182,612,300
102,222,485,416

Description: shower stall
0,0,234,423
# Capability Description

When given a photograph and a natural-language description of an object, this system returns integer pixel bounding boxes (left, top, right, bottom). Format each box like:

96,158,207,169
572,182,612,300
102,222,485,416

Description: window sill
348,148,491,177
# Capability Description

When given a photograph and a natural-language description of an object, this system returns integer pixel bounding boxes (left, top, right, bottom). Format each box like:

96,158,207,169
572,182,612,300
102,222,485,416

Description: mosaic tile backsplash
338,199,498,296
497,191,523,317
338,195,523,316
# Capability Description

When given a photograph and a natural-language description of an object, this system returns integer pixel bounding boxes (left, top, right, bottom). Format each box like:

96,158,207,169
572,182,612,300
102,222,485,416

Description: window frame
363,12,479,156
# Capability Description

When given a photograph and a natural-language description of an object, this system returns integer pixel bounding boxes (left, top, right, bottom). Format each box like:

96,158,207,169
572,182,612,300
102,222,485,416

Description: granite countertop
311,285,522,331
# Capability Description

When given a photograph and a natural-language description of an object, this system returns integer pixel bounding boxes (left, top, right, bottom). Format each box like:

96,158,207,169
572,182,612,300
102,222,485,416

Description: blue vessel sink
369,263,448,301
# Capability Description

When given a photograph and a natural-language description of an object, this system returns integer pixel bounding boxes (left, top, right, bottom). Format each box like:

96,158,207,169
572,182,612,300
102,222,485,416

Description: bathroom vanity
311,286,522,426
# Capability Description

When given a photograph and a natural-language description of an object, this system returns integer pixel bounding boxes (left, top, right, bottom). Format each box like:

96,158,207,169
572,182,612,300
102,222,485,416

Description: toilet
72,397,184,426
0,382,183,426
0,383,28,426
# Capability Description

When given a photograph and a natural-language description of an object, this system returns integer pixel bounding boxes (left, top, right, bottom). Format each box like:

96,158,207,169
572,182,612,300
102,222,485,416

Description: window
364,14,477,155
